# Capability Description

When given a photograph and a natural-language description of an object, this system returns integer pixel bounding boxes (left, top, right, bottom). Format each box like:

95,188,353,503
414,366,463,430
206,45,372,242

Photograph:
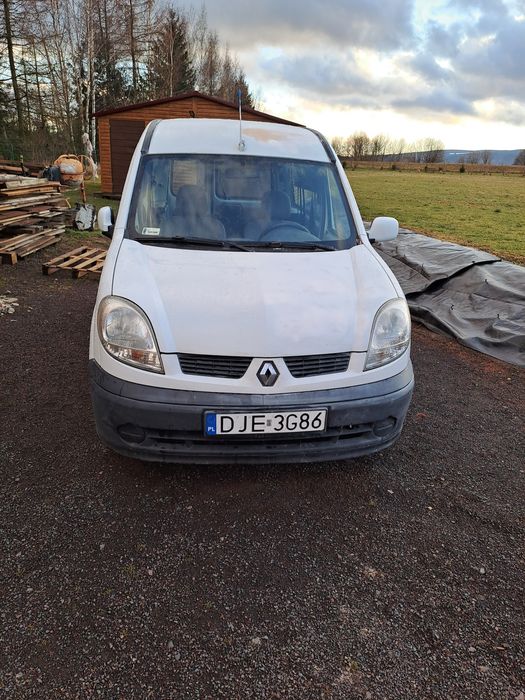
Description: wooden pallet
42,246,107,279
0,227,64,264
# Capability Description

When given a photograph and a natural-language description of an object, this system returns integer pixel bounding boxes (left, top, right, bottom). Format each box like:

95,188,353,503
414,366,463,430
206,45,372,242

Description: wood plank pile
42,246,107,279
0,157,43,177
0,174,70,262
0,228,66,265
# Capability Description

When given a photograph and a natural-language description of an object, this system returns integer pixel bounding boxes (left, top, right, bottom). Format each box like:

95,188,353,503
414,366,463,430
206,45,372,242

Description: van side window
134,158,170,233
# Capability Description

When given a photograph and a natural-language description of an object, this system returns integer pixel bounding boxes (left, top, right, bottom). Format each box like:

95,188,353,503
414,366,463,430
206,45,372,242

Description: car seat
163,185,226,239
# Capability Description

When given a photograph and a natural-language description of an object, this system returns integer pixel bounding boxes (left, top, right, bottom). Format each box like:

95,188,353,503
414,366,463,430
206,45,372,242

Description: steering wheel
259,221,311,241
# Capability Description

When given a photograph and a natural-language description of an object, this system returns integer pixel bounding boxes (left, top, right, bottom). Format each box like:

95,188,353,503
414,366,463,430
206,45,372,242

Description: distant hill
444,150,522,165
377,149,523,165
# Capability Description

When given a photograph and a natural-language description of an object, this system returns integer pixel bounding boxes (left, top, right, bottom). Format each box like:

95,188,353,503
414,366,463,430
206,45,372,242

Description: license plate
205,409,327,436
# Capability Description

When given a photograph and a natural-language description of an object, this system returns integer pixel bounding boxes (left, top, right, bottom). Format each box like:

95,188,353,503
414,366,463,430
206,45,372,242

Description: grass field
347,169,525,264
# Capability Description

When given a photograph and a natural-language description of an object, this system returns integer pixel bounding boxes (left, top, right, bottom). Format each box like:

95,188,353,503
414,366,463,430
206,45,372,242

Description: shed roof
94,90,303,127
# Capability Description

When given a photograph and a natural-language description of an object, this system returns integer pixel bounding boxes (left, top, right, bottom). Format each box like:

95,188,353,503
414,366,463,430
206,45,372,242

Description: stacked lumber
0,157,43,177
0,174,69,262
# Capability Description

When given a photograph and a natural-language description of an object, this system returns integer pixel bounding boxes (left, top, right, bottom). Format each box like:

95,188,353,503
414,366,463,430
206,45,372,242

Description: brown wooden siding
98,96,291,195
109,119,146,195
98,119,111,194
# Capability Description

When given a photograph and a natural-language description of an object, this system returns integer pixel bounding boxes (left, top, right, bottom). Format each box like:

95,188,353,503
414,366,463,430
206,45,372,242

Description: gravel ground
1,240,524,699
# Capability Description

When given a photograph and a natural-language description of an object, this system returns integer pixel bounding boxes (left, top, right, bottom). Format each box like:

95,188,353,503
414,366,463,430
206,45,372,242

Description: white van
90,118,413,463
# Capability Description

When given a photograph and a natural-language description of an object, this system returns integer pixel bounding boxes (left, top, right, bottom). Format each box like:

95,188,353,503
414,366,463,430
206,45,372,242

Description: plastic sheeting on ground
375,232,499,294
374,232,525,367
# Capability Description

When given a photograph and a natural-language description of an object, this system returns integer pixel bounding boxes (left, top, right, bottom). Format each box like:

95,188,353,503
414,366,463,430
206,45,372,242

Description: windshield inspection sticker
141,227,160,236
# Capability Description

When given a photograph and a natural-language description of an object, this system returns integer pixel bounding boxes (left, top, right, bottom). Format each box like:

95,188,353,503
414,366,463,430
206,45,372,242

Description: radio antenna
238,88,246,152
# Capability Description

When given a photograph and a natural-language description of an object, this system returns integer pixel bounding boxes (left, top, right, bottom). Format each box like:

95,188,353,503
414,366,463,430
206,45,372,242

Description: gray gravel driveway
1,252,524,699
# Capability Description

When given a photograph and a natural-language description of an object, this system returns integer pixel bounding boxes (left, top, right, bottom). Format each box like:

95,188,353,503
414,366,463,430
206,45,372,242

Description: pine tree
148,8,195,98
236,69,254,108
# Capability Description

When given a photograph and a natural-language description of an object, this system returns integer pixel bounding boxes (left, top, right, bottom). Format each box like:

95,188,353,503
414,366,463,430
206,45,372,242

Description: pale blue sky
201,0,525,149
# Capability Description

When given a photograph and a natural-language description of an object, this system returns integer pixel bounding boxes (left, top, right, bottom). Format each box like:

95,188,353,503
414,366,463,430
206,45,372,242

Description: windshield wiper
135,235,251,252
249,240,337,251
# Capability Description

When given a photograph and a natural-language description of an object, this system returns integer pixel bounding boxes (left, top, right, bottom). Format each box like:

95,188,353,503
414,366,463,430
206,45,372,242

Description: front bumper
89,360,414,464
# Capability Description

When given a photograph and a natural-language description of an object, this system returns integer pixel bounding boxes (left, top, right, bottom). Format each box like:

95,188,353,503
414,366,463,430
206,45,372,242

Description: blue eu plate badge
205,413,217,435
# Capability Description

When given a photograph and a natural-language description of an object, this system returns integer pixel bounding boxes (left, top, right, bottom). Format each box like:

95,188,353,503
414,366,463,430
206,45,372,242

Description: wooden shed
95,91,302,196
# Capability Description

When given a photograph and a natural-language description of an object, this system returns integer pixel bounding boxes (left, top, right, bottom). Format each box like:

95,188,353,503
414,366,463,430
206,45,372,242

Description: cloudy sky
200,0,525,149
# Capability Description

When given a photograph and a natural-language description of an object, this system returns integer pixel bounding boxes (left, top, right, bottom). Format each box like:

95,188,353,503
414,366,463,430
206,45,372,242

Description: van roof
147,119,331,162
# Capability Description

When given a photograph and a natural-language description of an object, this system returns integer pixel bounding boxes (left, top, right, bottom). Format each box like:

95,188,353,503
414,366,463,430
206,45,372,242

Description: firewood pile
0,174,70,264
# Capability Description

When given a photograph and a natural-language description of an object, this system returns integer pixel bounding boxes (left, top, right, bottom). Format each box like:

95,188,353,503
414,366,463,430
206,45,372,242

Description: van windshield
127,155,357,251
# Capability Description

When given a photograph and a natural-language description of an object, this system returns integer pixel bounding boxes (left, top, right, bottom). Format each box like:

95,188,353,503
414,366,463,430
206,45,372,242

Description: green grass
63,179,119,240
66,179,118,218
347,169,525,264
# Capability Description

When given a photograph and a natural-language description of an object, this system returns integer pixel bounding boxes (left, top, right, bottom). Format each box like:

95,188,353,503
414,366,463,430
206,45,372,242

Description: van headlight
97,296,163,373
365,299,411,370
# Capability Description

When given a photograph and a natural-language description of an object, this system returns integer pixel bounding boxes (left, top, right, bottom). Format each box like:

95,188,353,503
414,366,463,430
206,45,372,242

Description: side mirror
98,206,115,238
368,216,398,243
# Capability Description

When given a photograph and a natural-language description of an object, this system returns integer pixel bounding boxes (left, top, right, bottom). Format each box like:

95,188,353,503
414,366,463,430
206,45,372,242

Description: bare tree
190,6,226,98
480,149,492,165
420,137,444,163
330,136,345,156
348,131,370,161
369,134,390,161
1,0,24,138
119,0,156,99
0,0,257,161
390,138,406,161
514,150,525,165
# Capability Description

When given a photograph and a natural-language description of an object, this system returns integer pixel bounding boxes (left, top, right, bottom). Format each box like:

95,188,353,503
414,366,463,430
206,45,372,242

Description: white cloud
199,0,525,147
203,0,415,50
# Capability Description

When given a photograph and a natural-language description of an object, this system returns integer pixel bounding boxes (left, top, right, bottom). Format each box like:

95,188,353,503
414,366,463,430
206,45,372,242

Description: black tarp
372,231,525,367
375,232,499,294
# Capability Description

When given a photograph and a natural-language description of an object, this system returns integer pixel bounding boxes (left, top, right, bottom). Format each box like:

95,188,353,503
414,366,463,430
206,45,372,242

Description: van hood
112,240,397,356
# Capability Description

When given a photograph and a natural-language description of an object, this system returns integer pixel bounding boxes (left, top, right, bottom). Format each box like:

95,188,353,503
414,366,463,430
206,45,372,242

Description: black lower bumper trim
89,360,414,464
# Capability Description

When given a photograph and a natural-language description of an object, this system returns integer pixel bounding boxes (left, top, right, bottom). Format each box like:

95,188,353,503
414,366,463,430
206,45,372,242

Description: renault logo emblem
257,360,279,387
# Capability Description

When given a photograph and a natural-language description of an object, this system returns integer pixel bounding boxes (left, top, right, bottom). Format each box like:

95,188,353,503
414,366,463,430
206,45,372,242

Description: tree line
0,1,255,162
331,132,446,163
333,132,525,166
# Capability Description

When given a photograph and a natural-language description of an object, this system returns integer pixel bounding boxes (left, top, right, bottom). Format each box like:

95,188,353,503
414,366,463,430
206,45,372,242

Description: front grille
178,352,350,380
178,353,252,379
284,352,350,378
